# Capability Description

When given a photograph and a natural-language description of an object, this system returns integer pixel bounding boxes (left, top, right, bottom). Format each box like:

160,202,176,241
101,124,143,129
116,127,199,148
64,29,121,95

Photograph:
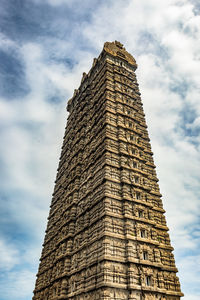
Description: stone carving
33,41,183,300
103,41,137,70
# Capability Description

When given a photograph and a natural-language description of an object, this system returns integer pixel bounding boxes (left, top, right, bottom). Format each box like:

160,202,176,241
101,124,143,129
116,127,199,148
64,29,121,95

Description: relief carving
33,42,183,300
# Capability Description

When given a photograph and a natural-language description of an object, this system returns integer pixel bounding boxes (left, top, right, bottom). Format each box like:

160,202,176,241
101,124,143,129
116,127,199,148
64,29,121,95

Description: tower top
103,40,137,70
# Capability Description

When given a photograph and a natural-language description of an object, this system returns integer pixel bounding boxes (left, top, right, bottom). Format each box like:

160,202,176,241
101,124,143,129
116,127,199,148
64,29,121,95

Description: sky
0,0,200,299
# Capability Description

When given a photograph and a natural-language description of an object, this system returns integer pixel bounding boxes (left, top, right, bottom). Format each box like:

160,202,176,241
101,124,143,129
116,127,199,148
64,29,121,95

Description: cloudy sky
0,0,200,299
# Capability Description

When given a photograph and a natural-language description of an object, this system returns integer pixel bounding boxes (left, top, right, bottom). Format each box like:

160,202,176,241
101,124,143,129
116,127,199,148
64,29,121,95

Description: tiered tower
33,41,183,300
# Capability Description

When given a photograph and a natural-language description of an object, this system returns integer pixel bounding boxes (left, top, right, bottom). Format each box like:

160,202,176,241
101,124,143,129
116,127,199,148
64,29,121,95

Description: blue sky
0,0,200,299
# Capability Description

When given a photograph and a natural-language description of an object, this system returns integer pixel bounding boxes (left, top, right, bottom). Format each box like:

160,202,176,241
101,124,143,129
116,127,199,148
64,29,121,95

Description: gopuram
33,41,183,300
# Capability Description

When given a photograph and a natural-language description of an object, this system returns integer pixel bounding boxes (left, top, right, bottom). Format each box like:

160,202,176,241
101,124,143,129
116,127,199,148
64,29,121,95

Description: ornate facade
33,41,183,300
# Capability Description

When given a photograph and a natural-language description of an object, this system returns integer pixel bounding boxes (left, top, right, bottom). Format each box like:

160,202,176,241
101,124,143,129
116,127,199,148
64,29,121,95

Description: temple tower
33,41,183,300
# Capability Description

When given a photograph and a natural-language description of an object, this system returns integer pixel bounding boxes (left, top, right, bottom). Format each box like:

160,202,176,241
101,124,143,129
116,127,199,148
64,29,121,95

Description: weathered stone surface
33,41,183,300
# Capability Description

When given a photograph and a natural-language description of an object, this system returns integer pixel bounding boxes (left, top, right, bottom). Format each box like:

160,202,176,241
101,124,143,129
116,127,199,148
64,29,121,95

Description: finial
114,41,124,49
103,41,137,70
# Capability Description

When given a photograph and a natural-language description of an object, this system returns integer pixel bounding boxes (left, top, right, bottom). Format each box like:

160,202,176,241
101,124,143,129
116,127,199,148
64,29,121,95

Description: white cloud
187,116,200,129
0,240,20,271
1,0,200,298
0,32,17,51
45,0,72,5
178,254,200,298
0,269,36,300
